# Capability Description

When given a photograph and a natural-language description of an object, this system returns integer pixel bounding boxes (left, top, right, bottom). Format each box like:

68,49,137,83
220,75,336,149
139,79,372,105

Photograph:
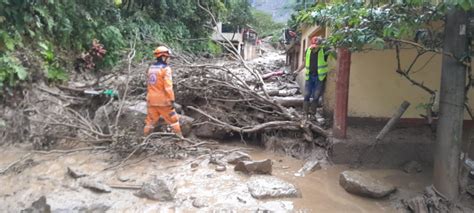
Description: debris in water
294,160,321,177
339,170,396,198
247,176,300,199
234,159,272,175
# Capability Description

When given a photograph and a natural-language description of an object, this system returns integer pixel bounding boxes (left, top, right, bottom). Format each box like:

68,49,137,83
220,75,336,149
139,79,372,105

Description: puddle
0,144,432,212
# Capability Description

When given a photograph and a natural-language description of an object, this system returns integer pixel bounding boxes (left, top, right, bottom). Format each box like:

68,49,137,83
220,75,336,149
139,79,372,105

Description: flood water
0,143,432,212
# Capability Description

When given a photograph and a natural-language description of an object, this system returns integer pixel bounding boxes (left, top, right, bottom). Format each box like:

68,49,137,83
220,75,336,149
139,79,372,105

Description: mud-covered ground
0,141,433,212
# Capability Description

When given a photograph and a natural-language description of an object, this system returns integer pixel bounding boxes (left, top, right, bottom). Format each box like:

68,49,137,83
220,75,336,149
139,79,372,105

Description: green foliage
251,10,285,38
0,55,27,89
0,0,234,91
207,40,223,56
293,1,474,50
39,41,67,83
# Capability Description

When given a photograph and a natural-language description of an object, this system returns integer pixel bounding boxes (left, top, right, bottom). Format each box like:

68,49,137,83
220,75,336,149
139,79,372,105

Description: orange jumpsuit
144,62,181,135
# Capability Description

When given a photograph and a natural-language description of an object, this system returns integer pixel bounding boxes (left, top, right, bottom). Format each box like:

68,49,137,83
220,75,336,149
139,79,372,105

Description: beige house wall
324,48,474,119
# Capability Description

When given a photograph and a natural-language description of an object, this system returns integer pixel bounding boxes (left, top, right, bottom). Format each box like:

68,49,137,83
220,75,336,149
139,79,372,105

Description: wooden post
434,8,468,200
375,101,410,141
333,48,351,139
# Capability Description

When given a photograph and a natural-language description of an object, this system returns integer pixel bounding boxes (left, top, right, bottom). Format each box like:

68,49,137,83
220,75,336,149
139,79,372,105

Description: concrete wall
323,48,474,119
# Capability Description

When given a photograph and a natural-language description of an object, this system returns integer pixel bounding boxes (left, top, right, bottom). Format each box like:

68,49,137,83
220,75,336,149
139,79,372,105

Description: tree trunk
433,8,468,200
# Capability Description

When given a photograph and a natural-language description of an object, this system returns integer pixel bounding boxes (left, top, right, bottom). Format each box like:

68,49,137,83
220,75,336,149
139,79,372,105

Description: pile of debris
1,48,329,159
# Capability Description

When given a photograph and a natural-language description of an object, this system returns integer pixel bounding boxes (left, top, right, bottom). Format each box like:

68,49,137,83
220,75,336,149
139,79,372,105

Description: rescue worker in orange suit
144,46,183,138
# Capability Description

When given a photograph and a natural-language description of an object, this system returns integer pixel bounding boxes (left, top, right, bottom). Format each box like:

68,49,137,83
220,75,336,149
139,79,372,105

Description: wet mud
0,143,432,212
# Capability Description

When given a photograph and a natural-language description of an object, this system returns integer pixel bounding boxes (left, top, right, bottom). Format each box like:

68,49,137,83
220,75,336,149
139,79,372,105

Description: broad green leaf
14,65,27,80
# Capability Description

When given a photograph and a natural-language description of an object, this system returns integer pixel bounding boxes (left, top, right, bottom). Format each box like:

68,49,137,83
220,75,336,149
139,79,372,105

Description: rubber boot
301,101,310,127
310,101,318,120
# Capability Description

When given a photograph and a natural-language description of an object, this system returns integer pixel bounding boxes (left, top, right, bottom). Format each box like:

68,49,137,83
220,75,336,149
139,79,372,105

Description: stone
224,151,251,164
192,198,208,208
247,176,300,199
194,124,227,139
403,161,423,174
216,165,226,172
67,167,87,179
21,196,51,213
80,179,112,193
339,171,396,198
179,115,194,137
294,160,321,177
134,176,176,201
234,159,272,175
117,175,131,182
190,163,199,168
74,204,111,212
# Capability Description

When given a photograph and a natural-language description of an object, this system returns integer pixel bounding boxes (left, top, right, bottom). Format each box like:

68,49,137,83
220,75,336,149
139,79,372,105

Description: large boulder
134,176,176,201
339,171,396,198
193,124,228,139
234,159,272,175
247,176,300,199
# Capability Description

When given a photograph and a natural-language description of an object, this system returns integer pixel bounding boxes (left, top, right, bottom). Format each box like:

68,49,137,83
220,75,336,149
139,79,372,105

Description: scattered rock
294,160,321,177
80,179,112,193
234,159,272,175
74,204,111,212
192,198,208,208
190,163,199,168
134,176,176,201
117,175,131,182
21,196,51,213
247,176,300,199
216,165,226,172
67,167,87,179
339,171,396,198
224,151,251,164
403,161,423,174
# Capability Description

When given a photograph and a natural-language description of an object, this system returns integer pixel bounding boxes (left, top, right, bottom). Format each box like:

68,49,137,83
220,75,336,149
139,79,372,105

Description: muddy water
0,144,431,212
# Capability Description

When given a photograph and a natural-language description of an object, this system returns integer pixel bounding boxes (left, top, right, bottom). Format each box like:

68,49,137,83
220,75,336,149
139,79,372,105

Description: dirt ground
0,141,435,212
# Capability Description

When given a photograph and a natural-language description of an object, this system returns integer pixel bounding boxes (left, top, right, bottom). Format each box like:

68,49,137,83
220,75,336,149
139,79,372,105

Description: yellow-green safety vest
305,47,329,81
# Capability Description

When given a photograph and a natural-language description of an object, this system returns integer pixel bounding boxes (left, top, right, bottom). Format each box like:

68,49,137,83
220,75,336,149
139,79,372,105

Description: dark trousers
304,75,325,104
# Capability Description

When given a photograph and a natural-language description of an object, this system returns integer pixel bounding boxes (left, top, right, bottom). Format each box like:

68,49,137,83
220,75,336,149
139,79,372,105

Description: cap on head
154,46,170,58
311,36,323,45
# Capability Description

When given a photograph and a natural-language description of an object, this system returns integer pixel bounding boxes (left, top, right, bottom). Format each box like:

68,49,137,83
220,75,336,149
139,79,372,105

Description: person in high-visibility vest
303,36,331,120
144,46,183,138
